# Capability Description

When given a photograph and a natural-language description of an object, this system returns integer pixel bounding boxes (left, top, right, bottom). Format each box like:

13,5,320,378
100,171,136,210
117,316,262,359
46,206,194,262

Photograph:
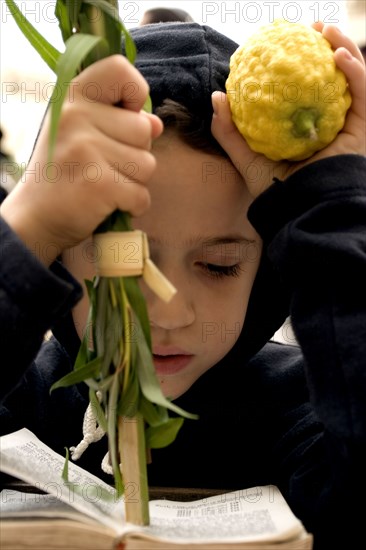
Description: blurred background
0,0,365,177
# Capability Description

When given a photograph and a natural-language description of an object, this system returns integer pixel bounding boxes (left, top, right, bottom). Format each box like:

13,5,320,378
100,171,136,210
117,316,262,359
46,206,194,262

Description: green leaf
107,373,124,496
85,278,97,318
146,417,184,449
139,396,168,427
124,278,151,348
73,279,97,369
73,333,90,371
55,0,73,42
78,12,110,66
89,388,108,432
50,356,102,392
94,276,109,358
74,298,95,371
95,210,145,238
66,0,83,30
101,287,123,374
62,446,70,482
122,30,137,64
85,0,136,61
117,371,139,417
4,0,61,73
48,32,105,160
84,0,121,29
62,445,117,502
143,95,152,114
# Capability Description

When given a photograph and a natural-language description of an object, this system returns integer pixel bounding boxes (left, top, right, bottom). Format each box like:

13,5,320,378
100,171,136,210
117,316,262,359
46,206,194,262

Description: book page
0,428,128,535
0,489,96,524
144,486,304,544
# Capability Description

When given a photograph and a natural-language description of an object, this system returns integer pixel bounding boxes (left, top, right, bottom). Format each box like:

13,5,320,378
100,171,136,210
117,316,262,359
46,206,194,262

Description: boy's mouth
152,347,193,375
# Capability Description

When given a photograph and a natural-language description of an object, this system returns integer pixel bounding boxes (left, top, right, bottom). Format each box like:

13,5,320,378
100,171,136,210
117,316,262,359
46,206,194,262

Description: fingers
104,138,158,186
61,54,163,157
48,110,158,213
44,54,163,187
334,47,366,110
321,25,365,65
82,103,160,150
334,48,366,154
112,179,151,217
50,101,157,187
73,54,150,112
142,112,164,140
313,23,366,151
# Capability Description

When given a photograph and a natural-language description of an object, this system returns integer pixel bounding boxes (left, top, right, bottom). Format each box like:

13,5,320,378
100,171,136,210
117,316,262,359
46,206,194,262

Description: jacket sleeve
248,154,366,547
0,218,82,401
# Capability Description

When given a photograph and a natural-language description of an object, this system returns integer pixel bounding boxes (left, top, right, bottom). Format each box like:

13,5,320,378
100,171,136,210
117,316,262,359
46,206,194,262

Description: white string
69,392,121,476
70,392,106,461
101,451,114,475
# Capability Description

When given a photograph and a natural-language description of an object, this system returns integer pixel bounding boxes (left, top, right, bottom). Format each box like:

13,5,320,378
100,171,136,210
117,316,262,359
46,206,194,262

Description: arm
249,154,366,442
0,217,82,400
0,55,162,400
250,154,366,547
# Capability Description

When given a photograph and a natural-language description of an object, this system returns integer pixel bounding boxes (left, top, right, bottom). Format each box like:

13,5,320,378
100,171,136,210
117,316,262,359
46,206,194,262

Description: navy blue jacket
1,155,366,549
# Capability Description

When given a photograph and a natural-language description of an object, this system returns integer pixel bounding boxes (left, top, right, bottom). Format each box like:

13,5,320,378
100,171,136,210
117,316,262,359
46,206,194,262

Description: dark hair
155,99,227,157
140,8,194,25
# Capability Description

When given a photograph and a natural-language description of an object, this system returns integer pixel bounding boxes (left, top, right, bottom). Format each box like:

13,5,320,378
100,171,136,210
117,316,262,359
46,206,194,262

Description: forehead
135,134,256,243
151,132,248,193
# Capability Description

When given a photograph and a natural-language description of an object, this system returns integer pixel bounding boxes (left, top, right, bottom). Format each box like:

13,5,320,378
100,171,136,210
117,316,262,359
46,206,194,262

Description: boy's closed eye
197,237,258,280
196,262,243,279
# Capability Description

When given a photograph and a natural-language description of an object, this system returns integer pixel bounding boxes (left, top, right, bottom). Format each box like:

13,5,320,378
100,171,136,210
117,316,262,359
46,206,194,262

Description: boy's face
133,134,262,398
64,134,261,400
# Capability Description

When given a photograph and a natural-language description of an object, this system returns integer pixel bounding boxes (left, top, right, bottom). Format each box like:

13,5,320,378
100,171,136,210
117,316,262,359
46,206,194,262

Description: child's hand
211,23,365,198
0,55,163,265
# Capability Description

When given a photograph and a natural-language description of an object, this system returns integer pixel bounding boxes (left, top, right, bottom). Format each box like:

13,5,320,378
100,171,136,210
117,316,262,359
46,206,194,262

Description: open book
0,429,313,549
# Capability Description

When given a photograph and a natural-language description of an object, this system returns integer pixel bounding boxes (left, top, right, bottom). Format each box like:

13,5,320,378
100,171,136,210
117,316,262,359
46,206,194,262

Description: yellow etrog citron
226,20,352,161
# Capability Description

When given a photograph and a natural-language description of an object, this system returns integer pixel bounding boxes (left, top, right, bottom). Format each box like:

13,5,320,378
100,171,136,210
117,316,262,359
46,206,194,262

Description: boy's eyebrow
200,236,257,246
148,235,257,247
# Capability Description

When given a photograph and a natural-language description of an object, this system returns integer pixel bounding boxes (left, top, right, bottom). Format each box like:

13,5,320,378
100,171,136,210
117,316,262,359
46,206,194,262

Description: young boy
1,21,365,549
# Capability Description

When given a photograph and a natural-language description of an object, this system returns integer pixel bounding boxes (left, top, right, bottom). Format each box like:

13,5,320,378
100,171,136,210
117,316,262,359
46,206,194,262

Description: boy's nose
147,284,195,331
